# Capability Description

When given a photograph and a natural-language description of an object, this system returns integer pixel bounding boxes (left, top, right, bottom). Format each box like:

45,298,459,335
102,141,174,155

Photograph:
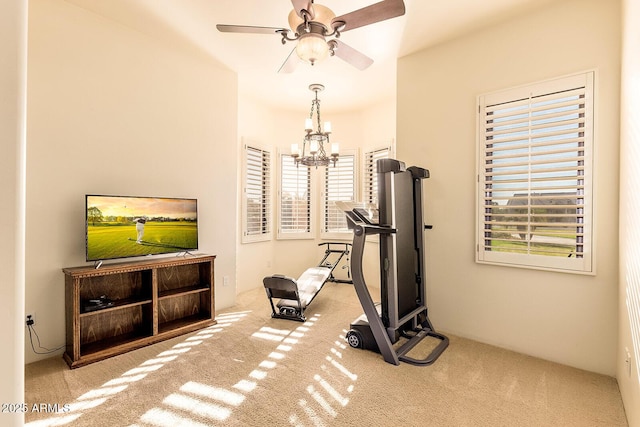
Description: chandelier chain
315,93,321,133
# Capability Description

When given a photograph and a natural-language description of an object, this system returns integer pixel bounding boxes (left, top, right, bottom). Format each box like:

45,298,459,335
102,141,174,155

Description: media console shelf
63,254,216,368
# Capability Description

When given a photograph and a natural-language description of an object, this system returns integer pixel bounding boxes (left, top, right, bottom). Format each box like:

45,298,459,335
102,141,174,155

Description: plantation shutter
279,153,312,237
242,144,271,243
477,72,594,273
363,147,390,206
322,153,356,235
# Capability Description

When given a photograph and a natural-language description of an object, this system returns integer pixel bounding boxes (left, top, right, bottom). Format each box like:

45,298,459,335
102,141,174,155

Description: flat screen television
85,195,198,262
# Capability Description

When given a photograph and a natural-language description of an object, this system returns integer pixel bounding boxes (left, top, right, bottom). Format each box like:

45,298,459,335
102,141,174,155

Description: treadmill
343,158,448,366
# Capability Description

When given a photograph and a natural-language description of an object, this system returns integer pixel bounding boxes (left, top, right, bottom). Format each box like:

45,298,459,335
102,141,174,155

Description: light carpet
25,282,627,426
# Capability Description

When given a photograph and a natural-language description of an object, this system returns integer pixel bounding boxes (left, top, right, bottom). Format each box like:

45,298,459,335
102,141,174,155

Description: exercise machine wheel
346,330,363,349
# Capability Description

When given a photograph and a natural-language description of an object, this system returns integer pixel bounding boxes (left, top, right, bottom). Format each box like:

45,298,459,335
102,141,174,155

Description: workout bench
263,242,351,322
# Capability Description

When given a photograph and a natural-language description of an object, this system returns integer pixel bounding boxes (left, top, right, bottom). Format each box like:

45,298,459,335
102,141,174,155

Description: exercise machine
263,242,351,322
343,158,448,366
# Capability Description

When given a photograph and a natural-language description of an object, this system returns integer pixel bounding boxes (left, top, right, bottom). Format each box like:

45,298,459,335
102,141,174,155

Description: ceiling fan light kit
217,0,405,72
296,32,330,65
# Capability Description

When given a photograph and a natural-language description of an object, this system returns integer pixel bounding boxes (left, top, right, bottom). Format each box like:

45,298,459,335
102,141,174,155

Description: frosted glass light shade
296,33,329,65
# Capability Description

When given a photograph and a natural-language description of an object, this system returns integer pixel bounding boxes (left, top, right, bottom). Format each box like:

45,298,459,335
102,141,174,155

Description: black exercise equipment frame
344,159,448,366
317,242,352,284
263,242,352,322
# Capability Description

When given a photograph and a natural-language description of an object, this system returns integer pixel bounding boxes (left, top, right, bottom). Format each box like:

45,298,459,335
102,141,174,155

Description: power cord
26,319,65,355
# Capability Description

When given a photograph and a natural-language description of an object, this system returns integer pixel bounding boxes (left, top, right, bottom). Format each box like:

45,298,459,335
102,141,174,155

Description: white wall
397,0,620,375
0,1,26,424
618,0,640,423
25,0,238,364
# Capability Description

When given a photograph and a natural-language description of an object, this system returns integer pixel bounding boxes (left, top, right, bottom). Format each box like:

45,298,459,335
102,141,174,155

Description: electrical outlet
625,347,632,378
223,276,229,286
26,312,36,326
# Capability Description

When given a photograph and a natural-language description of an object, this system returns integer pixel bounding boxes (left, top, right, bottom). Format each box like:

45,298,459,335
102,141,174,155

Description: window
363,146,391,206
242,144,271,243
278,153,313,239
321,152,356,237
476,72,594,273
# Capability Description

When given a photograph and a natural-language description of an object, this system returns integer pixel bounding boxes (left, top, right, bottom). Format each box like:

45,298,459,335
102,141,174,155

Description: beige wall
236,96,276,294
24,0,238,364
1,1,26,424
397,0,620,375
618,0,640,423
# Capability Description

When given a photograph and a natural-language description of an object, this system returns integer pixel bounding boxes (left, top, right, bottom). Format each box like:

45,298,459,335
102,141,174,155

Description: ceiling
65,0,555,113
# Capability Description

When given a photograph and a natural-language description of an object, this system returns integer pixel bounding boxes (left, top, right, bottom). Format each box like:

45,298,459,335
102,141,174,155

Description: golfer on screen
133,217,147,243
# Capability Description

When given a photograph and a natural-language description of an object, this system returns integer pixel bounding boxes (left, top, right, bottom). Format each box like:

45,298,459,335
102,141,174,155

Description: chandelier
291,84,339,167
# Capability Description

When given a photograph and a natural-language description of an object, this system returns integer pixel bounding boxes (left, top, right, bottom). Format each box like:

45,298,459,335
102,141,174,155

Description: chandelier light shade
291,84,338,168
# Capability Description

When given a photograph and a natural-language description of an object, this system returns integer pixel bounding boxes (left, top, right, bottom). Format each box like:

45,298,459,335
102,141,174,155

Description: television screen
85,195,198,261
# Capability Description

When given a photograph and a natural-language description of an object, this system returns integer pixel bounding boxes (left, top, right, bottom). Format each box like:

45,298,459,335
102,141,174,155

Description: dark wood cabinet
63,255,215,368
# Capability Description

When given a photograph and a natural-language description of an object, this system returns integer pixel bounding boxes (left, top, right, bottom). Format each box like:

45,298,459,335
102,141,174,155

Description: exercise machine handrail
347,215,400,365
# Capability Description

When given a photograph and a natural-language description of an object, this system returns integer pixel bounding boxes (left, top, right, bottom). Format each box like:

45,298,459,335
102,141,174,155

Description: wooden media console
63,254,215,368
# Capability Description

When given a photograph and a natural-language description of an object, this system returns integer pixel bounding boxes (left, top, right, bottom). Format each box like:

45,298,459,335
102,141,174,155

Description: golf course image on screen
86,195,198,261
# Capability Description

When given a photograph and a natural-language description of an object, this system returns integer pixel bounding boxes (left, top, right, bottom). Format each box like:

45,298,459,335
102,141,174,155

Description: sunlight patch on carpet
314,374,349,407
22,413,82,427
139,407,210,427
180,381,245,406
134,312,322,425
163,393,231,421
233,379,257,393
77,385,128,400
25,311,250,427
288,330,359,425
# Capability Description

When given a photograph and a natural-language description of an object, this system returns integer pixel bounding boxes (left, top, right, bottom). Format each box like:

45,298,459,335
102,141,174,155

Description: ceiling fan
216,0,406,73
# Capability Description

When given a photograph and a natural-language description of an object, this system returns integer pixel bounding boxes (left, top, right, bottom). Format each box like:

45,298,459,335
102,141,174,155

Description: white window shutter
363,147,390,206
477,72,594,273
322,153,356,236
242,144,271,243
278,153,312,238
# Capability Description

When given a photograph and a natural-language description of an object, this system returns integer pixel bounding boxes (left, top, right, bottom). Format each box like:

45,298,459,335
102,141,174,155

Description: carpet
25,281,627,426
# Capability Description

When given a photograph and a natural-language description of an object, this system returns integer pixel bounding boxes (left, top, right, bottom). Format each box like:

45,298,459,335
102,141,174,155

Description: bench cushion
274,266,331,309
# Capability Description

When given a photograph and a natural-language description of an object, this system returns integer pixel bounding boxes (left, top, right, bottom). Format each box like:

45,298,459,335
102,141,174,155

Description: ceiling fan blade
216,24,286,35
332,0,405,32
330,40,374,70
291,0,314,19
278,48,300,73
